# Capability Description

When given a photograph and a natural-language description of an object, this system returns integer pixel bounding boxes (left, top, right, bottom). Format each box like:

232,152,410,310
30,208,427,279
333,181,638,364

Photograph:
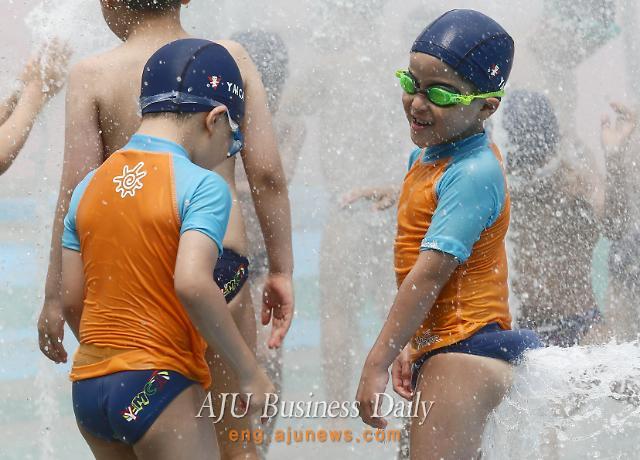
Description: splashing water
483,342,640,458
26,1,113,56
34,362,57,460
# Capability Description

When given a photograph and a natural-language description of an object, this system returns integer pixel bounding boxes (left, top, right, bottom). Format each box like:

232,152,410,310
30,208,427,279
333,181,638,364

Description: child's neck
120,11,188,43
445,125,485,145
136,119,192,157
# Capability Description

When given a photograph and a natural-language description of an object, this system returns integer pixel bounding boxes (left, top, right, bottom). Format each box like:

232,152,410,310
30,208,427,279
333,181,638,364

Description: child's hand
38,39,72,99
340,186,398,210
601,102,637,154
22,39,72,101
261,273,294,349
239,366,276,424
356,362,390,429
391,347,413,401
37,298,68,363
40,40,72,97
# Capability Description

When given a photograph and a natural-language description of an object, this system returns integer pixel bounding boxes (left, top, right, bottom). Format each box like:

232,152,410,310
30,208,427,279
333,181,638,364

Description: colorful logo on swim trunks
412,329,441,349
207,75,223,90
222,264,247,300
113,162,147,198
122,371,171,422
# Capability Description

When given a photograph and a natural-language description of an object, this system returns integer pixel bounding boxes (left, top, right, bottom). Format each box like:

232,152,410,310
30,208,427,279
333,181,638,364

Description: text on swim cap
226,82,244,100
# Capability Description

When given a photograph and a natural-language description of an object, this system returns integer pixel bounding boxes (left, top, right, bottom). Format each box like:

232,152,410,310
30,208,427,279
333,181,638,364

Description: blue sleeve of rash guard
420,148,506,262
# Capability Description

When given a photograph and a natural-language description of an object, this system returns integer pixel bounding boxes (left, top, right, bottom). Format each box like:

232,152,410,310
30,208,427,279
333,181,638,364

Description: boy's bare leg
77,425,137,460
208,285,259,460
410,353,512,460
134,384,219,460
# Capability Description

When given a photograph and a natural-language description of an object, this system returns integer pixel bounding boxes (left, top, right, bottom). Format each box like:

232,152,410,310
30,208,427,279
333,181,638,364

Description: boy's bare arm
61,248,85,341
364,249,457,368
0,83,48,175
223,41,294,348
38,60,104,363
356,250,458,428
235,118,305,201
225,41,293,275
0,54,39,125
175,231,274,410
0,43,70,175
0,89,21,126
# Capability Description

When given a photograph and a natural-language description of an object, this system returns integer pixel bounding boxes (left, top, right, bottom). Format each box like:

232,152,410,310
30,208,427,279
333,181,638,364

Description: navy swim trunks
72,370,195,445
411,323,543,388
214,248,249,302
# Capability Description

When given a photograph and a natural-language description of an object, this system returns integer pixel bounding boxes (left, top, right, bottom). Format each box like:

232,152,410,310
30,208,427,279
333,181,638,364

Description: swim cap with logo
140,38,245,123
411,9,514,93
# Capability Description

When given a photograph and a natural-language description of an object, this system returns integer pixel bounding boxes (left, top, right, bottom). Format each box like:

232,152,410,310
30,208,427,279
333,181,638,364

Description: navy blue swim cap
411,9,514,92
140,38,245,123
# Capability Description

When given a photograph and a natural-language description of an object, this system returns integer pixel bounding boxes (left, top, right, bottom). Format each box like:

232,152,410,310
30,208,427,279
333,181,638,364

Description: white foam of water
483,341,640,459
34,361,57,460
25,0,114,59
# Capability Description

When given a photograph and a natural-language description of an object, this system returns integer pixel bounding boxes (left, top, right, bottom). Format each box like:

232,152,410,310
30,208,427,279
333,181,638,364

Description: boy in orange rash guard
61,39,273,459
356,10,542,459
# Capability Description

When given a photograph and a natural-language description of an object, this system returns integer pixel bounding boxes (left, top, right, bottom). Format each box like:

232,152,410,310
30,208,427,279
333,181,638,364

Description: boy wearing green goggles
356,9,531,460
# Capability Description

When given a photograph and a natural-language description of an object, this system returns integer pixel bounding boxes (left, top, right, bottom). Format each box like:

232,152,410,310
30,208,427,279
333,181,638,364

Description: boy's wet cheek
444,107,475,123
401,93,414,109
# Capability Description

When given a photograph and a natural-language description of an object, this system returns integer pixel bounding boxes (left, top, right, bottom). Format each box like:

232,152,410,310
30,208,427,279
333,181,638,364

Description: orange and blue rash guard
394,132,512,362
62,134,232,388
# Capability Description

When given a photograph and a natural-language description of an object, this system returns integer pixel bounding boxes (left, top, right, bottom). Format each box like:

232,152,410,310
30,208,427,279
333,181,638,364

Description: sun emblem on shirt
113,162,147,198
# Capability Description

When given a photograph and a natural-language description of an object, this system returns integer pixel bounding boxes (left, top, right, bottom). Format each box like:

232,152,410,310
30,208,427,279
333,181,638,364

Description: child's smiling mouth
411,116,433,131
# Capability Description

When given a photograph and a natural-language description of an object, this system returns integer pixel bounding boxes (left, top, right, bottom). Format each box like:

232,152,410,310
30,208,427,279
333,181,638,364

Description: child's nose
411,93,430,113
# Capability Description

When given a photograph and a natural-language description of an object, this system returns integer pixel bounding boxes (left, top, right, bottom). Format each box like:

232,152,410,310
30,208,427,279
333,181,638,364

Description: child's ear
204,106,228,134
480,98,501,120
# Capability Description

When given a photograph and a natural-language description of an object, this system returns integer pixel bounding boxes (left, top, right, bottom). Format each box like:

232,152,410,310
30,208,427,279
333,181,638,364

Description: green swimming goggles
395,70,505,107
